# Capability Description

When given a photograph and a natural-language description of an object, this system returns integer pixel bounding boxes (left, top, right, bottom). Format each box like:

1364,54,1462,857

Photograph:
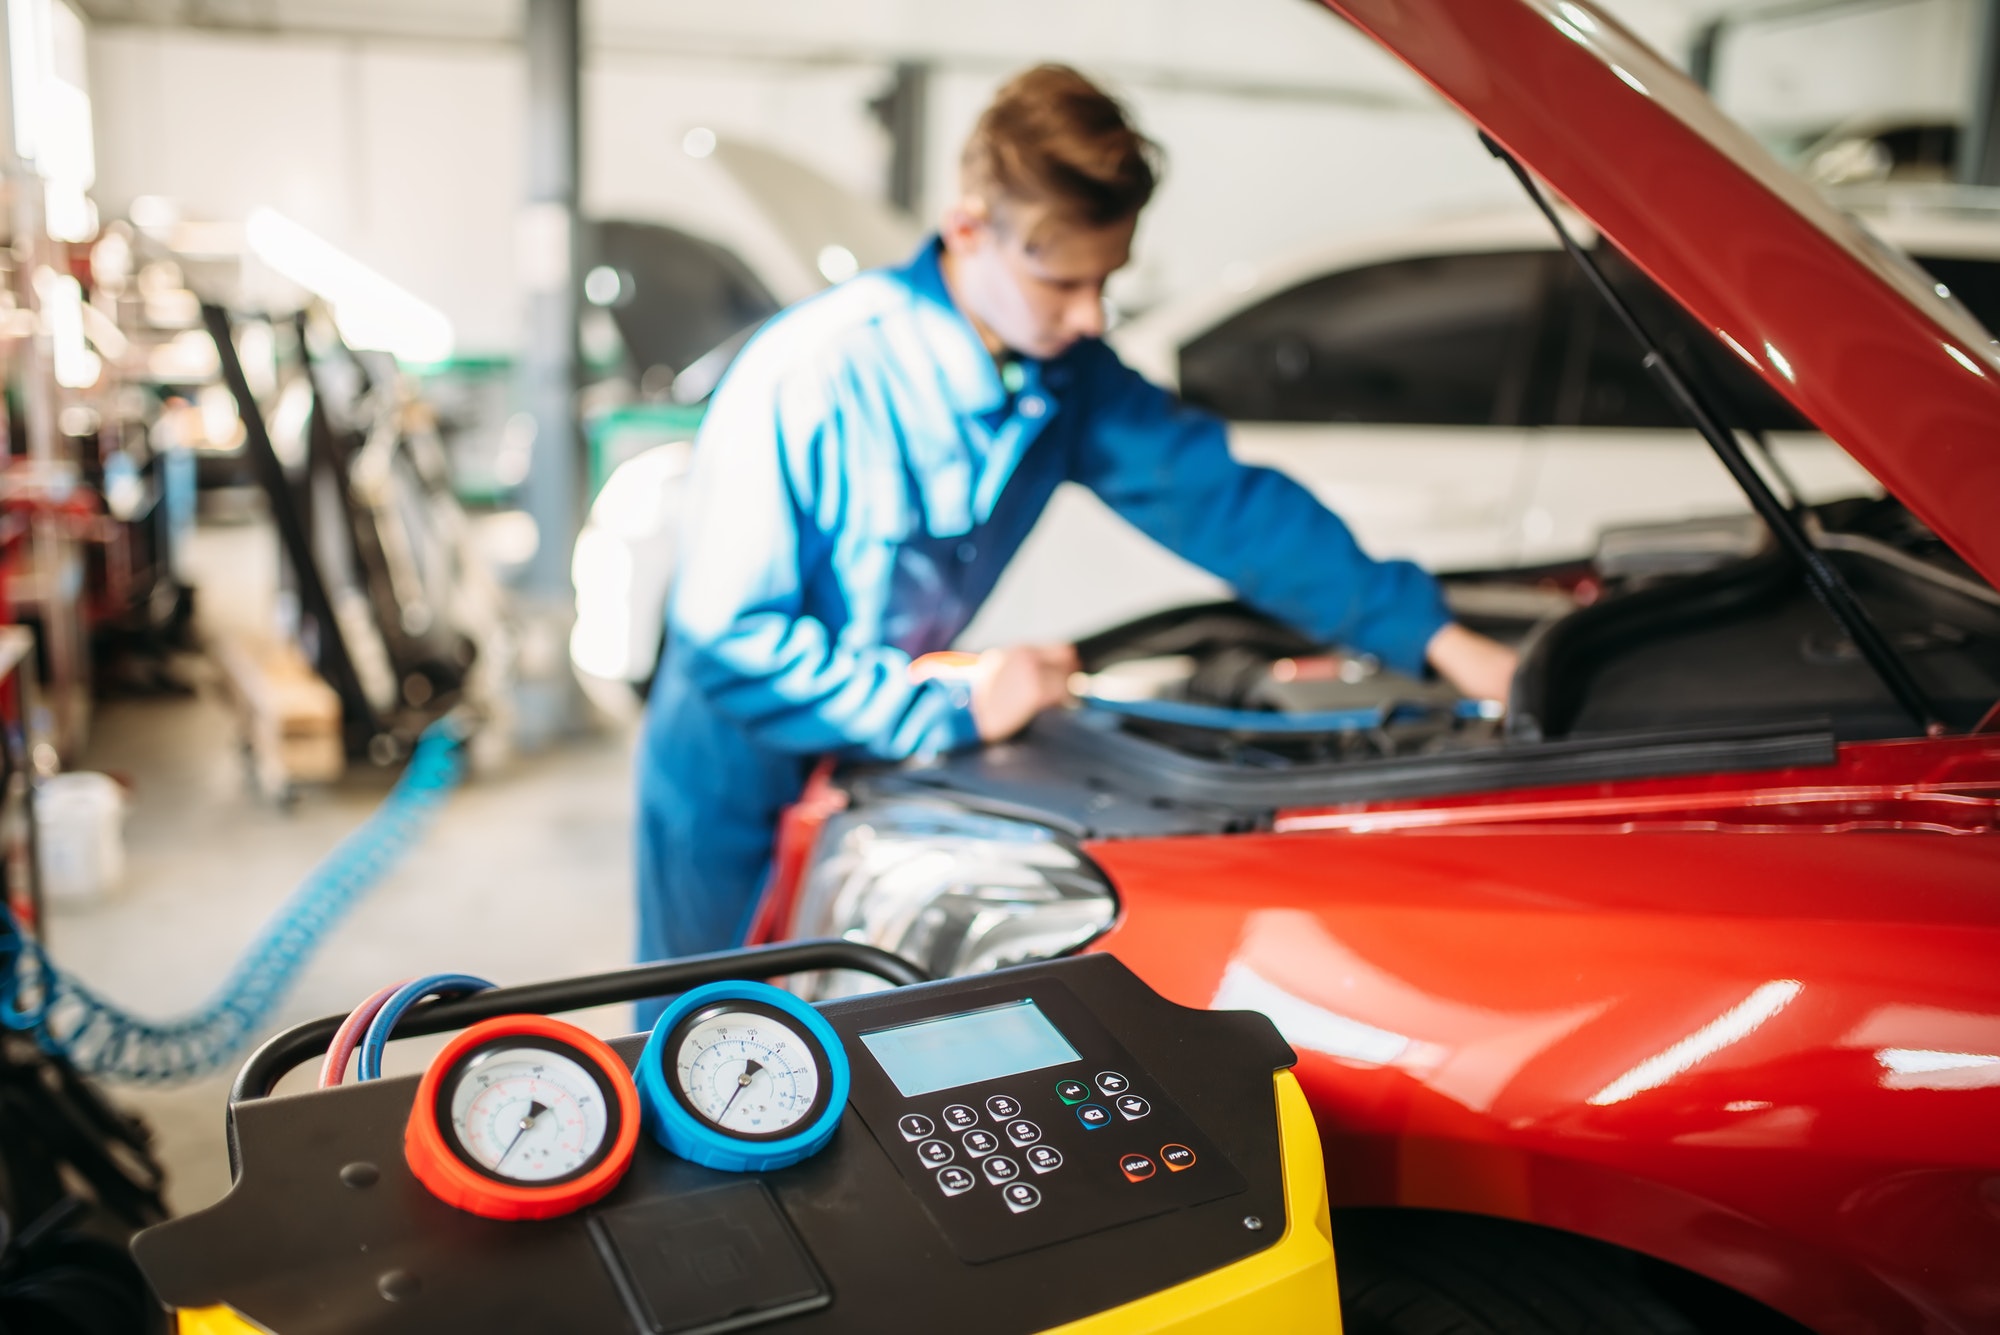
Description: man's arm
1070,350,1515,693
668,373,984,760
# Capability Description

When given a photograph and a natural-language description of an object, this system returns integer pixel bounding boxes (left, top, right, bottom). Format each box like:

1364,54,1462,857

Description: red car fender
1084,816,2000,1334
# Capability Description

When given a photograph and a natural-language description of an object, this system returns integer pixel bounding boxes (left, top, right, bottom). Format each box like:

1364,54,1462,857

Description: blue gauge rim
638,980,849,1165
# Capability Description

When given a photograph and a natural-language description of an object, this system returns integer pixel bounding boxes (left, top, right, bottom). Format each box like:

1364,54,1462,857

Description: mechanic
634,65,1518,1011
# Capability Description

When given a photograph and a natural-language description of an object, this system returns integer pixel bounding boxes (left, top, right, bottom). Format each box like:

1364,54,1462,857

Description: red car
754,3,2000,1331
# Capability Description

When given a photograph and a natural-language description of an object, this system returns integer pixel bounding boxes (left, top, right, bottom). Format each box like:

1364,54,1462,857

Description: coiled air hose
0,716,468,1083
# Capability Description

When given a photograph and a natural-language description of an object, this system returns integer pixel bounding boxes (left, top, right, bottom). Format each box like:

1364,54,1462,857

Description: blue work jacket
634,237,1450,986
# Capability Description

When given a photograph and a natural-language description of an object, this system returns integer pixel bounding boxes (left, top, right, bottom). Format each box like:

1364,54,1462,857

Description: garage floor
51,520,638,1215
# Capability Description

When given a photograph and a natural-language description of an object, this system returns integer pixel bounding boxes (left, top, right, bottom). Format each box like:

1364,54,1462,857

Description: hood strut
1484,134,1942,736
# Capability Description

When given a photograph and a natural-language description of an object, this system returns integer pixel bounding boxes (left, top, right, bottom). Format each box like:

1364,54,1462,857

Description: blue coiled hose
0,715,469,1083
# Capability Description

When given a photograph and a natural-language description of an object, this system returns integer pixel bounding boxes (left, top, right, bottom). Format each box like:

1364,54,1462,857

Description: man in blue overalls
635,66,1517,1013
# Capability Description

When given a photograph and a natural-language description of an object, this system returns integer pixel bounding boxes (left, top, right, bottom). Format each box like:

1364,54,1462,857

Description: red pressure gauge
405,1015,641,1221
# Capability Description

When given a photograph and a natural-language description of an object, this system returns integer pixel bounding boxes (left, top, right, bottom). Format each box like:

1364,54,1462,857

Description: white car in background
961,200,2000,646
574,146,2000,679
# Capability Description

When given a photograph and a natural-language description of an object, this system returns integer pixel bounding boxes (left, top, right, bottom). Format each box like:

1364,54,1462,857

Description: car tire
1332,1211,1700,1335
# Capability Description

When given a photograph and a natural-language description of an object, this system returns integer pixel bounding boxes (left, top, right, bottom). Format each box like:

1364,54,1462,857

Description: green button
1056,1078,1090,1105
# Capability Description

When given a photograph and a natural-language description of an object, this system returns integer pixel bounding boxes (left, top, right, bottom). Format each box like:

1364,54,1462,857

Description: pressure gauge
405,1014,641,1220
638,980,850,1173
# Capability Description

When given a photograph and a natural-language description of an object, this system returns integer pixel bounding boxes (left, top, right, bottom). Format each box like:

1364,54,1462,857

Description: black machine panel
832,976,1246,1264
133,954,1295,1335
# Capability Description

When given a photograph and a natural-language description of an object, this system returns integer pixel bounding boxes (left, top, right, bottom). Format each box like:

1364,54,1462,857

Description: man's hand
1425,623,1518,705
970,644,1077,742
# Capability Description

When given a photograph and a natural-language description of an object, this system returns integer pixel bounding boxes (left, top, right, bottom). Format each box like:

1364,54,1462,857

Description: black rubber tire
1333,1211,1703,1335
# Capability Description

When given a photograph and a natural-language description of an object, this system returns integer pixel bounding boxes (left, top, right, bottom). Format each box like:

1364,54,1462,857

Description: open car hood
1321,0,2000,586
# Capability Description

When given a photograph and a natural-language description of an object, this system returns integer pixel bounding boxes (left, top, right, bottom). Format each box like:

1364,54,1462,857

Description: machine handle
228,940,930,1106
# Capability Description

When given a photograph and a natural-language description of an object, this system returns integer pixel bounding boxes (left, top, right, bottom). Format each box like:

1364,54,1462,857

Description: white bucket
36,772,128,905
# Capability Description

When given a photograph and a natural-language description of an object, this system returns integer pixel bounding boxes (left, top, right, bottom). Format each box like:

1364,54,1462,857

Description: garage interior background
87,0,1985,354
11,0,1993,1226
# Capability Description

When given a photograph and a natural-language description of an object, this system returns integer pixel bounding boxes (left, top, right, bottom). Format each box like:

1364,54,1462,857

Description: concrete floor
52,522,639,1215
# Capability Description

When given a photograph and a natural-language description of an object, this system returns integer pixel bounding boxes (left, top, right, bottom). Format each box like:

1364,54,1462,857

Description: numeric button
1003,1182,1042,1213
1115,1094,1151,1121
942,1104,978,1131
982,1155,1021,1185
1006,1119,1042,1147
962,1129,1000,1158
917,1139,955,1166
937,1166,976,1196
1096,1071,1130,1096
1026,1145,1063,1174
898,1114,934,1141
986,1094,1022,1120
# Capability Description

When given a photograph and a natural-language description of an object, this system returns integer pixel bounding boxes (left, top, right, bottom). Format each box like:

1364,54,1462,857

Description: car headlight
787,798,1118,997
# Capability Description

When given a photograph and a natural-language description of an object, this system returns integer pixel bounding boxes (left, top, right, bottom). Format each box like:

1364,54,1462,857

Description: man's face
941,202,1136,361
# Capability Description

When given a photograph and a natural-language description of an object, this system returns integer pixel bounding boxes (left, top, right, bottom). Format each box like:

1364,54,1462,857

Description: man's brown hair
961,64,1160,234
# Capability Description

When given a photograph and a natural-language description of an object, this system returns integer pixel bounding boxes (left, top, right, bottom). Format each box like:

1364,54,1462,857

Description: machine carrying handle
229,940,930,1105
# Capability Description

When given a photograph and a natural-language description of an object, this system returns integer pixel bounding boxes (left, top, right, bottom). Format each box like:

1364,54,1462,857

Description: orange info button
1160,1143,1196,1171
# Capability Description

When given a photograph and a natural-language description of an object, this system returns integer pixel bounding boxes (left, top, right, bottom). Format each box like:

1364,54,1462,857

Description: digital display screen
859,1000,1081,1098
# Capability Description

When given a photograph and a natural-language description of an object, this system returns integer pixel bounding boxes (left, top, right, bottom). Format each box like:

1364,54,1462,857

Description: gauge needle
716,1059,763,1123
494,1100,549,1169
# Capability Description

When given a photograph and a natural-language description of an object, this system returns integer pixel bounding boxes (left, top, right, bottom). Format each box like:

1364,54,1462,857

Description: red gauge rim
405,1014,641,1221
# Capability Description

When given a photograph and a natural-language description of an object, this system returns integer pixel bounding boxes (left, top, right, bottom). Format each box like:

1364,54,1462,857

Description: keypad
894,1062,1202,1222
842,976,1244,1268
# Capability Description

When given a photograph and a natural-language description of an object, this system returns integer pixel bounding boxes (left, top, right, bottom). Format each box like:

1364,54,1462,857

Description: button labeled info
1160,1143,1196,1172
1120,1153,1157,1182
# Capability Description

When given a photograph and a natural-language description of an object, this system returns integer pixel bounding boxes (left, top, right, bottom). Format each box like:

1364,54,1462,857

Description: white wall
90,28,526,351
1712,0,1980,141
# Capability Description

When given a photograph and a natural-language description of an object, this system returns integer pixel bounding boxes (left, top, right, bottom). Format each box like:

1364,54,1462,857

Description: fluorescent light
245,208,453,364
37,268,99,388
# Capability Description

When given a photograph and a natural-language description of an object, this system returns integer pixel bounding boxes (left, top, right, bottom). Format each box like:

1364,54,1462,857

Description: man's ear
939,196,988,255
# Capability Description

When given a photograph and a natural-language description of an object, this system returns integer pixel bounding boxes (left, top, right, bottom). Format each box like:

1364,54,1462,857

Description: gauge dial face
446,1043,611,1183
673,1005,826,1139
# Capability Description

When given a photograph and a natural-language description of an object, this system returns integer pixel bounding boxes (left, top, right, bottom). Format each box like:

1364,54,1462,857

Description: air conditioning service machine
134,943,1337,1333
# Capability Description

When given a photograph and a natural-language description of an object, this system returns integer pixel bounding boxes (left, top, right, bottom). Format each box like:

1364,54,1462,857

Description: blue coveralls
635,237,1450,1001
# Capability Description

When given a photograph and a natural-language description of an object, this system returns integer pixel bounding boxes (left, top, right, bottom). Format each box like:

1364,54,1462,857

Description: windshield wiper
1484,134,1942,735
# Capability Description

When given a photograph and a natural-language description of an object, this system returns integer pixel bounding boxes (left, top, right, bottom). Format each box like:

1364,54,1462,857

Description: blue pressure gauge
638,980,850,1173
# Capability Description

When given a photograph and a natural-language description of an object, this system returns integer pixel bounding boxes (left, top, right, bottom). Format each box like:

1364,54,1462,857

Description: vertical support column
1962,0,2000,185
872,61,929,214
513,0,587,747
